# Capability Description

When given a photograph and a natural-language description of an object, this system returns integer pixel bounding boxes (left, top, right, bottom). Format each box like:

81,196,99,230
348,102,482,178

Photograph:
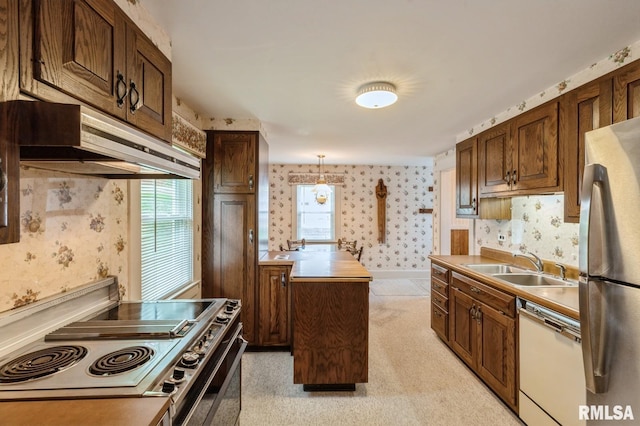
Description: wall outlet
498,234,506,242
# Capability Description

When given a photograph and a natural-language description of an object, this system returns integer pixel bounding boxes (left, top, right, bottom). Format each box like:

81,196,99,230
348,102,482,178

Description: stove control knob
180,351,199,368
227,300,239,307
225,305,235,313
161,381,176,394
172,368,186,382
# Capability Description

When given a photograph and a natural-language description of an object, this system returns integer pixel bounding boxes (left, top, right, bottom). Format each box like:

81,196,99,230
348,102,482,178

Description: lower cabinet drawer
431,303,448,341
431,291,448,310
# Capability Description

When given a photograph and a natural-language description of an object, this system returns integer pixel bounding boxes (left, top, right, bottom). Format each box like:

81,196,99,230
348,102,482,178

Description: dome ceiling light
355,81,398,109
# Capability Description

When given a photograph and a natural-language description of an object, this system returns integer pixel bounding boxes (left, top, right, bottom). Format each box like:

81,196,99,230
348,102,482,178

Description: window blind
141,179,193,300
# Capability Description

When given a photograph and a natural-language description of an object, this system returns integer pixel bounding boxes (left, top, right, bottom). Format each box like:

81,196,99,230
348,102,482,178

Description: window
293,184,339,241
140,179,193,299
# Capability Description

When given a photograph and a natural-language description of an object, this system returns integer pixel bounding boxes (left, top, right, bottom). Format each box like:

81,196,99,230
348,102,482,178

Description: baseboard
370,270,429,280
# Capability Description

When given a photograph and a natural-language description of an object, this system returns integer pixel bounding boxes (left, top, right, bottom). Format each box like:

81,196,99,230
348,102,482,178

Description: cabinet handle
476,306,483,324
115,72,127,107
505,171,510,183
470,303,477,319
470,286,481,294
434,309,442,318
512,169,517,184
248,175,254,190
280,272,286,287
471,198,476,210
249,229,254,244
129,81,140,114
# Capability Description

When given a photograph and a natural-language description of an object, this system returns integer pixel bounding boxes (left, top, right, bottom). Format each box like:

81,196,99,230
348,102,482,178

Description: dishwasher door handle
519,308,581,342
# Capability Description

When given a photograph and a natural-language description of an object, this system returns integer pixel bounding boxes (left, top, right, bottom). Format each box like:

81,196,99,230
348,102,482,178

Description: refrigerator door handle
579,163,611,394
579,277,610,394
579,163,608,276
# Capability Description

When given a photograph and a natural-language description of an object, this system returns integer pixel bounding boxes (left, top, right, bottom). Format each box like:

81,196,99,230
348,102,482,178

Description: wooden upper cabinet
613,59,640,122
455,138,478,217
125,23,172,141
19,0,172,141
478,123,511,195
1,0,19,101
511,101,560,192
562,79,613,222
212,132,257,193
0,104,21,245
478,102,560,197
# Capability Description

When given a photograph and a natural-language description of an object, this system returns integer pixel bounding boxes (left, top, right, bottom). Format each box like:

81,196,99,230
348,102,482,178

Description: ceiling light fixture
355,81,398,109
312,154,331,205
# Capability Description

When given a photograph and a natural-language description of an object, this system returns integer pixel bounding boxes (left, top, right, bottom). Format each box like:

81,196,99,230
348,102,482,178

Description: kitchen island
260,250,372,390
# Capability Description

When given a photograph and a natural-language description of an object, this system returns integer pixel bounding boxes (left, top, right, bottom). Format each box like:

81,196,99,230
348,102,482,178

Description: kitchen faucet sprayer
513,251,544,273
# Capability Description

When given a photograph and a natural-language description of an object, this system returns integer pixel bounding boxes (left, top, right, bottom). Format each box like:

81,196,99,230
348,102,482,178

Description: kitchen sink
463,264,526,274
492,273,577,287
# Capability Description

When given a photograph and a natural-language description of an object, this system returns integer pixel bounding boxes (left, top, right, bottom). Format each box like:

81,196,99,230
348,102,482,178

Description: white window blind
141,179,193,300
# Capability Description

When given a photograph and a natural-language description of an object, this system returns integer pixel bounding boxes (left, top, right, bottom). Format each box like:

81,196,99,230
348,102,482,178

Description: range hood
3,101,200,179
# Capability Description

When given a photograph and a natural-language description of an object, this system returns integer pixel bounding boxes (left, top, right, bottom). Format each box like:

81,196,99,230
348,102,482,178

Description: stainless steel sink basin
464,264,525,274
493,273,577,287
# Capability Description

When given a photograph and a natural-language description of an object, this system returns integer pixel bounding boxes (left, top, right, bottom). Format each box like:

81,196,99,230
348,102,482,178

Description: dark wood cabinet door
613,59,640,122
511,101,560,192
476,302,516,410
1,0,19,101
211,194,256,344
455,138,478,217
563,79,613,222
125,22,172,141
212,132,257,193
478,123,511,195
449,287,476,368
0,104,21,244
258,265,291,346
20,0,127,119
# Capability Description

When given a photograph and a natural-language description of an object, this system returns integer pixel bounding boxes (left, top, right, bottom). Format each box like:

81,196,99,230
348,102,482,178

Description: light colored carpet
369,278,429,296
239,281,523,426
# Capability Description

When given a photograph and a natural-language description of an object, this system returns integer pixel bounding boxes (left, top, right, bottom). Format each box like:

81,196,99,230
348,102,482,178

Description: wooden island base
260,250,372,389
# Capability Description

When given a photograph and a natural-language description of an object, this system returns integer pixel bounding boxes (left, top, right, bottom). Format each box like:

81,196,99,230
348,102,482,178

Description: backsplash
0,167,129,313
475,194,580,267
268,163,434,274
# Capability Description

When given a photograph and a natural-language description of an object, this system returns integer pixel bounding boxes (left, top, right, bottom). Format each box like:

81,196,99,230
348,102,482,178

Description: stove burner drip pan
89,346,154,376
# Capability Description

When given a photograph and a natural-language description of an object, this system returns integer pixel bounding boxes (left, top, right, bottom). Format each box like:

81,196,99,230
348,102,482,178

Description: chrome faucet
555,263,567,280
513,251,544,273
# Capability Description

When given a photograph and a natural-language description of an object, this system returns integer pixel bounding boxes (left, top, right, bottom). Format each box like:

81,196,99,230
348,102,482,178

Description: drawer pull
470,286,481,294
434,309,442,318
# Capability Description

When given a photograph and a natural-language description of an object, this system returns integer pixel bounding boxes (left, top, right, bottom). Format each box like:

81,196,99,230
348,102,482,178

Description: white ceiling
142,0,640,166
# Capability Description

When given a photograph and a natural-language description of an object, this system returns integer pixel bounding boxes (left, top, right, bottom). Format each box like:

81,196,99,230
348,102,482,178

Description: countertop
0,397,171,426
260,250,372,282
429,254,579,320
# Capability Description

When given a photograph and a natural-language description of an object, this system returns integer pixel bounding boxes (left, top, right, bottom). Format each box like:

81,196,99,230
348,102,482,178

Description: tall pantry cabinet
202,131,269,345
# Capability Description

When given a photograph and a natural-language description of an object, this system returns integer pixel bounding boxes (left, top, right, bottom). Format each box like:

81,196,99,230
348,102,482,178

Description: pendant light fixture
312,154,331,205
355,81,398,109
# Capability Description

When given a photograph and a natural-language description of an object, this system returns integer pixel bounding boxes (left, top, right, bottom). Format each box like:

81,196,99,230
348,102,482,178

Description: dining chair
286,238,306,250
337,238,357,252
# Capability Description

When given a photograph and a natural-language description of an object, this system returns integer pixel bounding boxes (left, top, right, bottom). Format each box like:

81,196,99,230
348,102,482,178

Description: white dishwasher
519,301,585,426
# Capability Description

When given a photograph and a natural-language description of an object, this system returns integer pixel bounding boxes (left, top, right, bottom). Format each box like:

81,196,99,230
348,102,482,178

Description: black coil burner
0,345,88,383
89,346,155,376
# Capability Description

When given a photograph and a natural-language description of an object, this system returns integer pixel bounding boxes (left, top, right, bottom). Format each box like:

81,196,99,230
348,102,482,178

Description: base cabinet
258,265,291,347
449,272,517,412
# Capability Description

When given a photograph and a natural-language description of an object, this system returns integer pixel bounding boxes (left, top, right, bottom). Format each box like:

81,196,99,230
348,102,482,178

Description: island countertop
260,250,372,282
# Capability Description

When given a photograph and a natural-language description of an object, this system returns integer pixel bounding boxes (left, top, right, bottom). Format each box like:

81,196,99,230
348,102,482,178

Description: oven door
174,321,247,426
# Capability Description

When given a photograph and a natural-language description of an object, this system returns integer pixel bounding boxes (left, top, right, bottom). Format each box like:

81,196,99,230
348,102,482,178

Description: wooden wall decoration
376,179,387,243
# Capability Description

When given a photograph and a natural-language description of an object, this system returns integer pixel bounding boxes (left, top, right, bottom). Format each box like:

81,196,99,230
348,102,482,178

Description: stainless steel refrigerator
580,115,640,424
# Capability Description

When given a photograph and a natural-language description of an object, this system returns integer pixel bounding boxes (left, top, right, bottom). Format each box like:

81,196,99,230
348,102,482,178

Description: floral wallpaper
0,167,129,313
268,163,434,272
456,41,640,142
475,194,580,267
